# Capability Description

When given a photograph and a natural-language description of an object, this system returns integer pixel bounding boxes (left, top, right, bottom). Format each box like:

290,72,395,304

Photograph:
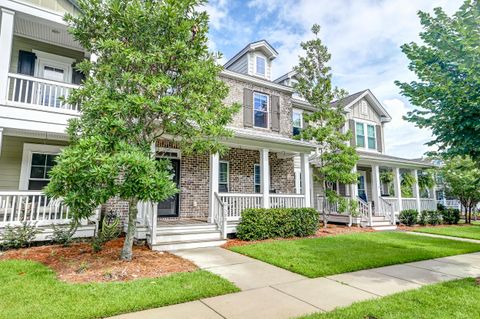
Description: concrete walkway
406,231,480,244
110,247,480,319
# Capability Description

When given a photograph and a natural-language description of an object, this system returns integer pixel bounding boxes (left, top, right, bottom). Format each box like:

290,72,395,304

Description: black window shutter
376,124,383,153
71,64,86,85
17,50,36,76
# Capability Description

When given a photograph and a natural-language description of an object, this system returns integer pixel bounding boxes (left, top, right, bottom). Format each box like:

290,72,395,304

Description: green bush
427,210,442,225
236,208,319,241
0,222,39,250
399,209,418,226
441,209,460,225
418,211,428,226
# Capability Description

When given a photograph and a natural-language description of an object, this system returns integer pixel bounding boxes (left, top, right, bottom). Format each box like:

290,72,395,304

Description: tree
294,24,359,227
46,0,239,260
441,156,480,223
395,1,480,159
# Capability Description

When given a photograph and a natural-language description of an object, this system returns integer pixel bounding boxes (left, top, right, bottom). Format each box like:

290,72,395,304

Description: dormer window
255,56,266,76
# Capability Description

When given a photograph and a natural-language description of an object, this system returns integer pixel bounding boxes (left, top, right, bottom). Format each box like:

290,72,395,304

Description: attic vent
360,100,368,115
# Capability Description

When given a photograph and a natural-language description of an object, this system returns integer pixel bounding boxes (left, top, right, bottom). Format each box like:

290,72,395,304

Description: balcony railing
6,73,80,112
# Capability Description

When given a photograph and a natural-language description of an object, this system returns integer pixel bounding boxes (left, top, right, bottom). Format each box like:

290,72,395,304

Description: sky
203,0,463,159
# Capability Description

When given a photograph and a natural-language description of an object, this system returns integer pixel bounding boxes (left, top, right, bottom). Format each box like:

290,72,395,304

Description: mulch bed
0,238,197,283
222,223,374,249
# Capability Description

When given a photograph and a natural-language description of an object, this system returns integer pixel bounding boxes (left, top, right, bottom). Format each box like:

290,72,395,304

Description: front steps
150,222,226,251
370,216,397,231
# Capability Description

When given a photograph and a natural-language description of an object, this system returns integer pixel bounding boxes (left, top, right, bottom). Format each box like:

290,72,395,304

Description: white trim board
19,143,63,190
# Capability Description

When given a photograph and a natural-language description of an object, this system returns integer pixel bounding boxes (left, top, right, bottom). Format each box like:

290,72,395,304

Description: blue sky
204,0,463,159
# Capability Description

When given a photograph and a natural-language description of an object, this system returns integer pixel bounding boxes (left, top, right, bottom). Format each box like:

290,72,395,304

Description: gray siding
228,54,248,74
347,98,382,124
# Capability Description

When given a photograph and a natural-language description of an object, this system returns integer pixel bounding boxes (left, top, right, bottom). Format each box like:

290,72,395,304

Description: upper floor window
253,92,268,128
356,121,377,150
292,109,303,136
219,161,229,192
255,56,266,76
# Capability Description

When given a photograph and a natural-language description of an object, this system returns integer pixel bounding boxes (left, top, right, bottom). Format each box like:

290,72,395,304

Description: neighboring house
275,74,436,229
0,1,315,249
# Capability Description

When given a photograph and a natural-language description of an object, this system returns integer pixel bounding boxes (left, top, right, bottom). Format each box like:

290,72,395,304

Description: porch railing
137,201,158,245
381,197,400,213
6,73,80,112
357,197,372,226
379,197,395,224
437,199,462,210
402,198,418,211
213,193,227,239
270,194,305,209
420,199,437,211
219,193,263,220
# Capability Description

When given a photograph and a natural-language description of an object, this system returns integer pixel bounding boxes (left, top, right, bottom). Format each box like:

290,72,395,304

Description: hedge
236,208,319,241
399,209,418,226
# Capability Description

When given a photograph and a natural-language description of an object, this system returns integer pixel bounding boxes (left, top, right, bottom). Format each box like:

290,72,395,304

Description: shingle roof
330,90,367,108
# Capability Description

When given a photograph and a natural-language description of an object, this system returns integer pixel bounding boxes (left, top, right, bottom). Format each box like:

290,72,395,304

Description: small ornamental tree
294,24,358,227
395,1,480,160
46,0,239,260
441,156,480,223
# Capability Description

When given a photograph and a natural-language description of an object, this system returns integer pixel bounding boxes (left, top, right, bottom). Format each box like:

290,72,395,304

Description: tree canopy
395,1,480,159
46,0,239,260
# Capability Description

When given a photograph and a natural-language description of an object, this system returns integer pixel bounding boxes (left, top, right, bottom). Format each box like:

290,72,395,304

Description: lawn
0,260,239,319
299,278,480,319
414,225,480,240
230,232,480,277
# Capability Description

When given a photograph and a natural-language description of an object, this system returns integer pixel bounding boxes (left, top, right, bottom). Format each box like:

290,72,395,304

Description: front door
357,171,368,202
157,158,180,217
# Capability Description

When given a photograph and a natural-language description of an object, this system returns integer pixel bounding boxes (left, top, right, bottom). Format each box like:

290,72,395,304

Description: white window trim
33,50,76,84
254,164,261,193
253,92,269,129
156,147,181,159
254,54,267,78
355,120,378,152
19,143,63,190
219,160,229,190
292,108,303,132
360,100,368,115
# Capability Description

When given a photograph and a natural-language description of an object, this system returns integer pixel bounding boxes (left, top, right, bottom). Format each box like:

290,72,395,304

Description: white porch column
351,165,358,200
0,9,15,105
208,152,220,221
413,169,421,213
260,148,270,208
372,164,381,214
300,153,312,207
393,167,403,212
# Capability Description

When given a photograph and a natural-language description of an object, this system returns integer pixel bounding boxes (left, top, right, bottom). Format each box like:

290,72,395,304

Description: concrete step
373,225,398,231
370,221,393,227
371,216,389,221
156,230,222,243
156,223,217,233
151,239,227,251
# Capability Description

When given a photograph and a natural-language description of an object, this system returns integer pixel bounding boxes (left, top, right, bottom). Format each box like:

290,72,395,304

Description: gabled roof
332,89,392,122
224,40,278,69
273,70,297,84
67,0,80,9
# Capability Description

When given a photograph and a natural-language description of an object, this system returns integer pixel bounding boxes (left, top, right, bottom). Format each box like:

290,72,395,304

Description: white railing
6,73,80,112
137,201,157,245
0,191,71,227
420,199,437,211
213,193,227,239
381,197,400,213
402,198,417,210
357,197,372,226
270,194,305,209
379,197,395,224
317,195,342,214
437,199,462,210
219,193,263,220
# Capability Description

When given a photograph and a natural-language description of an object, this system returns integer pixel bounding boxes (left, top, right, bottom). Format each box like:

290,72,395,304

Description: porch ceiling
357,151,433,169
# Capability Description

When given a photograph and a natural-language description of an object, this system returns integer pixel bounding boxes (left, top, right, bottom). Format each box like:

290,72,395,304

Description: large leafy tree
46,0,238,260
441,156,480,223
294,24,359,226
395,1,480,159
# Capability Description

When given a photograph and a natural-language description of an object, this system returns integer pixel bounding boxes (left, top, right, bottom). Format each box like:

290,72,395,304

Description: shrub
441,209,460,225
418,211,428,226
0,222,39,250
236,208,319,241
427,210,442,225
50,220,79,247
399,209,418,226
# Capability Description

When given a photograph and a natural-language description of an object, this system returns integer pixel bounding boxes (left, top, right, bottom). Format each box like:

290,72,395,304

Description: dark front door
157,158,180,217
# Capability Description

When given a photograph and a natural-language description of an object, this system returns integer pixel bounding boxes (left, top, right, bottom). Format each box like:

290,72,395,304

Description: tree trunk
121,198,138,261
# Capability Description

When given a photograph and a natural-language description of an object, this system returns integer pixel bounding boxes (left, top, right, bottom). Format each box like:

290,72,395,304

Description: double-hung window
356,121,377,150
28,153,57,190
253,92,268,128
218,161,229,192
255,56,266,76
292,109,303,136
254,164,261,193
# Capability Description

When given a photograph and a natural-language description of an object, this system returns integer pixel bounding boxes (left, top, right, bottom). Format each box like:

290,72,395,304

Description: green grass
230,232,480,278
0,260,239,319
299,278,480,319
414,224,480,240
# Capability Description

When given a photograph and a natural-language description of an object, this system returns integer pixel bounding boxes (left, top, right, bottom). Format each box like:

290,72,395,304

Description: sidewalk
110,247,480,319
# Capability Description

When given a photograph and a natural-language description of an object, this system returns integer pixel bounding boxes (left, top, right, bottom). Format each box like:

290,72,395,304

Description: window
254,164,261,193
253,92,268,128
255,56,266,76
219,161,229,192
367,124,376,149
19,144,62,191
292,109,303,136
356,122,365,148
360,100,368,115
